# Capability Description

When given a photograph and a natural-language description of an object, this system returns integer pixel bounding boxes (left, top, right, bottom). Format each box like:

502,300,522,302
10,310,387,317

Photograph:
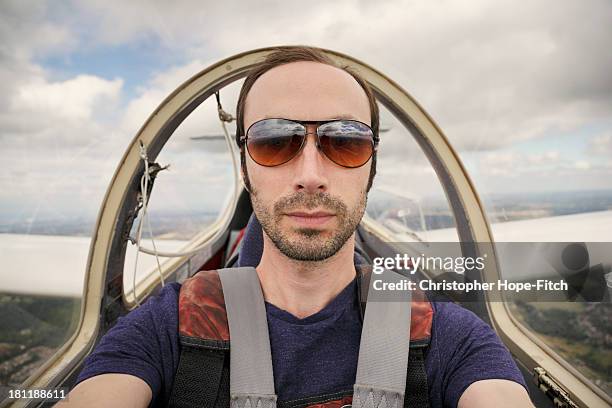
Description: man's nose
292,129,329,194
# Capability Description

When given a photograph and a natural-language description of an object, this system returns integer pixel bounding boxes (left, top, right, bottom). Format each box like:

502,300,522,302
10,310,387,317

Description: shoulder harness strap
169,269,230,408
218,267,277,408
355,265,431,408
353,268,412,408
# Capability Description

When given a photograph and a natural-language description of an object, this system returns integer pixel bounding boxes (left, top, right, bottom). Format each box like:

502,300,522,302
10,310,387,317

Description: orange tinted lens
318,121,374,167
246,119,305,166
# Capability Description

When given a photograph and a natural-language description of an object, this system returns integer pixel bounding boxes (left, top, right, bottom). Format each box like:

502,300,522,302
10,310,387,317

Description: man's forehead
244,61,371,125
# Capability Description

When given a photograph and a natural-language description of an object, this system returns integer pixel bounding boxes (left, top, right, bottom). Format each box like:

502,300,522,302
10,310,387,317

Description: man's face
243,61,372,262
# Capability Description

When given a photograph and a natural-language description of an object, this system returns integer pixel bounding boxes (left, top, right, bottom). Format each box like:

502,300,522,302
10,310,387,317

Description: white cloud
479,152,521,177
478,150,578,177
12,75,123,121
527,151,560,165
473,149,612,193
573,160,591,171
588,132,612,156
0,1,76,60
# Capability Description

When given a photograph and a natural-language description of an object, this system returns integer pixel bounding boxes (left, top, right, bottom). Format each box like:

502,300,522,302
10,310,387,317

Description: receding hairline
243,60,372,123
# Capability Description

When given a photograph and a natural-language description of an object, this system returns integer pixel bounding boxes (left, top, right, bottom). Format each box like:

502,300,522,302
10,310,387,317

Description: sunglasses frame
240,118,379,168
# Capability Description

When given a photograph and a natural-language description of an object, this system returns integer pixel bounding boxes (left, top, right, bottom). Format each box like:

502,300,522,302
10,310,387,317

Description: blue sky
38,39,185,100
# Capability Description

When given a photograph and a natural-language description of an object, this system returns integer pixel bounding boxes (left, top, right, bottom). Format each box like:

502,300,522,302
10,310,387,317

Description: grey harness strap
353,269,412,408
218,267,278,408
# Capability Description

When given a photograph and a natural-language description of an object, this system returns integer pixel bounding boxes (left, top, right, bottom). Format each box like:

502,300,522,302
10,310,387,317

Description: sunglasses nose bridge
293,124,325,167
303,123,321,150
303,123,321,149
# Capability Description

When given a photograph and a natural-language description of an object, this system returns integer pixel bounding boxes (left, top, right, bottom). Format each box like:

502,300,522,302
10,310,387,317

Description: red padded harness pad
178,267,433,343
179,269,230,341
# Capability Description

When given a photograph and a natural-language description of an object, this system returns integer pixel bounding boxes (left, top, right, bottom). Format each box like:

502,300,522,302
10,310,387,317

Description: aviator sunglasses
241,118,378,168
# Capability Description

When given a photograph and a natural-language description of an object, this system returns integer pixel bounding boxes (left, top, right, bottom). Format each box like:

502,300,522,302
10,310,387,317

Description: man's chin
292,227,329,239
277,243,337,262
275,232,348,262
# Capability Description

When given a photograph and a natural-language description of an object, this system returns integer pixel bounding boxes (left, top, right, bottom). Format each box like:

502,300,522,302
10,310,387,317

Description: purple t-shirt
75,277,527,408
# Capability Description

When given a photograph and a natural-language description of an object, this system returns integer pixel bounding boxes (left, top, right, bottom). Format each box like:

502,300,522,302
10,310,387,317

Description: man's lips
284,211,335,226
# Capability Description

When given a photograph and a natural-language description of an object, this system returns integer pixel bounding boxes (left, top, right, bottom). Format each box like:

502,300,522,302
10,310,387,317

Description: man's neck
255,233,357,319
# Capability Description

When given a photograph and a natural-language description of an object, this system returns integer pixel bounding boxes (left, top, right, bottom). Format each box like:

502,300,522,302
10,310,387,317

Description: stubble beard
251,189,367,262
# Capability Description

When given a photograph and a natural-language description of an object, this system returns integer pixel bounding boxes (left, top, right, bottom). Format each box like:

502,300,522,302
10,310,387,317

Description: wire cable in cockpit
132,140,167,306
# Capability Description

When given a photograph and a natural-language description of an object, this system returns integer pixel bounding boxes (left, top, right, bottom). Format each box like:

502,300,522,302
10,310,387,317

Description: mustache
273,191,348,215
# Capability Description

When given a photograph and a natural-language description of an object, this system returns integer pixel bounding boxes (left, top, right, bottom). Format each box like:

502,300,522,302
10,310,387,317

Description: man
58,47,533,407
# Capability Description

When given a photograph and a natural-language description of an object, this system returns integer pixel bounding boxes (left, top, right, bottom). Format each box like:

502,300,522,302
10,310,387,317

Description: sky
0,0,611,224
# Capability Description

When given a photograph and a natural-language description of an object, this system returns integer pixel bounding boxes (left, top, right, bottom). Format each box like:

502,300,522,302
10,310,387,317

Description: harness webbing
353,269,412,408
168,346,229,408
218,267,277,408
404,347,429,408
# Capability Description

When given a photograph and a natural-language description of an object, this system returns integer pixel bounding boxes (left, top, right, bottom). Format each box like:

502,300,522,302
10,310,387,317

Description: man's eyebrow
261,114,360,120
258,114,362,123
332,114,359,120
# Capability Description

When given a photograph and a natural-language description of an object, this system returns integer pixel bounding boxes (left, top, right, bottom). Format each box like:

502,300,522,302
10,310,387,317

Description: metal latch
534,367,578,408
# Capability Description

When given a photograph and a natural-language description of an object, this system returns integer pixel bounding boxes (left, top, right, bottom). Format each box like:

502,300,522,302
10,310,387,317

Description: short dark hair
235,46,379,193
